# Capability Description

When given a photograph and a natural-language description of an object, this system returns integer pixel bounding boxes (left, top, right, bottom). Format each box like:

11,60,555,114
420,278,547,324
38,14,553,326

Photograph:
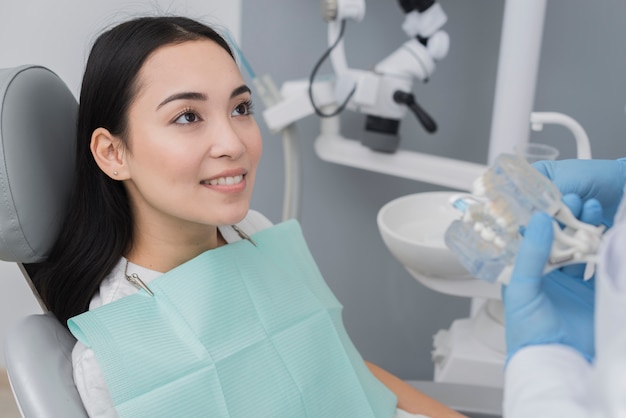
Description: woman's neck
125,224,226,273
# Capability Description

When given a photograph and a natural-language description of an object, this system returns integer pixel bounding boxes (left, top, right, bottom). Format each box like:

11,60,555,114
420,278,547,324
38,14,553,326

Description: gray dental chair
0,65,88,417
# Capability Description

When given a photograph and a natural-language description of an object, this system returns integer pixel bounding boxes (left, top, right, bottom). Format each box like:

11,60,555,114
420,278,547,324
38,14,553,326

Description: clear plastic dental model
444,153,605,284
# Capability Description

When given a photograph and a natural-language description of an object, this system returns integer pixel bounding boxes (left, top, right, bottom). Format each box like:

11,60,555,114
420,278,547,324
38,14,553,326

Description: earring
113,171,118,176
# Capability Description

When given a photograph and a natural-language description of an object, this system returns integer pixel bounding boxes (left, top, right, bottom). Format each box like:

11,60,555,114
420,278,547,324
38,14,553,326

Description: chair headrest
0,65,77,263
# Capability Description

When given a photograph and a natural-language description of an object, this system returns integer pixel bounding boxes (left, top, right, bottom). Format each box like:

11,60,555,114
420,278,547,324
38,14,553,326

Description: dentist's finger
504,212,554,304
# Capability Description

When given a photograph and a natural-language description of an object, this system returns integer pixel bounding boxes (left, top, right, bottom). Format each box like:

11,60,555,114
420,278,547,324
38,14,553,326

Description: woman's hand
366,362,467,418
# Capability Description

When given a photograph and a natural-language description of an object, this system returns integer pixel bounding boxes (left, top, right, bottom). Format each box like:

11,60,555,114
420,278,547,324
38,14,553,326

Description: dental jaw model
445,153,605,284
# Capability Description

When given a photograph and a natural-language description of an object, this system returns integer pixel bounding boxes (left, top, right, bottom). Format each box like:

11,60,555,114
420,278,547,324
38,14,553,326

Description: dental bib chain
124,225,257,295
444,153,605,284
124,259,154,297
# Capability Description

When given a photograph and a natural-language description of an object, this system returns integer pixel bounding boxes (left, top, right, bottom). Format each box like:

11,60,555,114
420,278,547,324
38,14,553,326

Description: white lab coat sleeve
591,331,626,418
503,345,592,418
595,216,626,355
592,214,626,417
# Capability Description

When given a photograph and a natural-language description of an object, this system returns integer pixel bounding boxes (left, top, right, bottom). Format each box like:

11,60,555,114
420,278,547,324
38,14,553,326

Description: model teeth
207,175,243,186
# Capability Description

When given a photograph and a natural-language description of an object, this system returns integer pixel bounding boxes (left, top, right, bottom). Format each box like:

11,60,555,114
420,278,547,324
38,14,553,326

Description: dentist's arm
502,199,601,417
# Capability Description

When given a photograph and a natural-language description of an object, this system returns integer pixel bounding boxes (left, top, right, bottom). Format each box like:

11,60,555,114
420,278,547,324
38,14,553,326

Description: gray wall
243,0,626,380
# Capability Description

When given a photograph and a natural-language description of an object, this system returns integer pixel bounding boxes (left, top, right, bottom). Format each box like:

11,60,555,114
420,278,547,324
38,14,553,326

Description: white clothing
72,210,424,418
504,187,626,417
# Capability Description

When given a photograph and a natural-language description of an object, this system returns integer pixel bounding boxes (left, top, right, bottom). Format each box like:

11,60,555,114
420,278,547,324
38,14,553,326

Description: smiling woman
89,39,262,272
31,15,464,418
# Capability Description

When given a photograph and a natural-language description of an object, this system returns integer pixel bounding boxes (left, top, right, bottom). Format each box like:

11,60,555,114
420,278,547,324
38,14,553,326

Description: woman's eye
174,111,200,124
232,101,253,116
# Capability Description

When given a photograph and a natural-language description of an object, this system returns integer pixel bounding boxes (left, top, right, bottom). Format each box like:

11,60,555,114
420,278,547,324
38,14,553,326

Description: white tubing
281,125,301,221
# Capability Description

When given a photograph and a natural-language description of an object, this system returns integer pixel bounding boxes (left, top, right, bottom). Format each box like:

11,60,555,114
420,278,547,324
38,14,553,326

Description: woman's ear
90,127,128,180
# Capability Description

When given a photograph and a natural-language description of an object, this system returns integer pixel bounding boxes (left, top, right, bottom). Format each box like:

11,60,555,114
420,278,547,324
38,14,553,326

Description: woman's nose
208,119,246,159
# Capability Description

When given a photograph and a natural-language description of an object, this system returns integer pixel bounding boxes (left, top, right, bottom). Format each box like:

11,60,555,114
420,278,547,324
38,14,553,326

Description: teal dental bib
68,220,397,417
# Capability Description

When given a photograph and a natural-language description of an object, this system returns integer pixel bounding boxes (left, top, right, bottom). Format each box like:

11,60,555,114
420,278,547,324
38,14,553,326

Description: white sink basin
377,192,501,299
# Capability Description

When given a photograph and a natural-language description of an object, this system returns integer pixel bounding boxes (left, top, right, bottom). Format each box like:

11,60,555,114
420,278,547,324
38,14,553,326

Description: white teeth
207,175,243,186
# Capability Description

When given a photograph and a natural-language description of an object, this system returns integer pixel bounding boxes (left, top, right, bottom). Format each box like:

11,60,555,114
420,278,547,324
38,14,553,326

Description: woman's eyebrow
231,85,251,98
156,85,250,110
157,92,207,110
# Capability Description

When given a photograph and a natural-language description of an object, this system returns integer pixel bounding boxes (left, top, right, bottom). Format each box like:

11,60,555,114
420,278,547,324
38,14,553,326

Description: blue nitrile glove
533,158,626,227
503,197,602,363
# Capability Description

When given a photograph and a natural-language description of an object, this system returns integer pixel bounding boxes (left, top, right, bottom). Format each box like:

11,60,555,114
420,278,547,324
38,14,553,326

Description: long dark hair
33,16,234,326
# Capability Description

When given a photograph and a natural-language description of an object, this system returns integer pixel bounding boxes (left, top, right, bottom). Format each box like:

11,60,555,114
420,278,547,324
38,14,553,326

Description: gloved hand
503,196,602,363
533,158,626,227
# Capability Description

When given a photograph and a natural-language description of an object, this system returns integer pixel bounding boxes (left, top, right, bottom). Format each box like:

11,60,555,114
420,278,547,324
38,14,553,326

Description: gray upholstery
0,65,75,263
0,65,87,417
5,313,87,417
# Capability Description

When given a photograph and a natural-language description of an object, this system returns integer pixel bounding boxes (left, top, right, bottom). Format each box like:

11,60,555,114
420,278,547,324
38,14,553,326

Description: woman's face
120,40,262,240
